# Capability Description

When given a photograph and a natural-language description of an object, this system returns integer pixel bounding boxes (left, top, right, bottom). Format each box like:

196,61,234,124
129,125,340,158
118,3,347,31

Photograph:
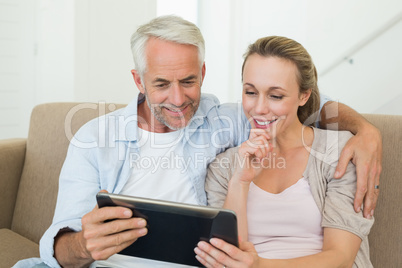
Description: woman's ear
299,89,312,106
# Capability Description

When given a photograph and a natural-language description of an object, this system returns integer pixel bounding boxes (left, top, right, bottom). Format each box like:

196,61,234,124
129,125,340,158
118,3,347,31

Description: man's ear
131,69,145,94
299,89,312,106
200,62,206,86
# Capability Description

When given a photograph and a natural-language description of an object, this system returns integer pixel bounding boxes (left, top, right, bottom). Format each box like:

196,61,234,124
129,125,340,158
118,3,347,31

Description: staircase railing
320,11,402,76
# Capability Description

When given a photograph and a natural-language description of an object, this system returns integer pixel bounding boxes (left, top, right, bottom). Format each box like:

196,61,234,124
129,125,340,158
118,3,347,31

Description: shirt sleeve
319,93,333,112
39,124,102,268
315,93,334,128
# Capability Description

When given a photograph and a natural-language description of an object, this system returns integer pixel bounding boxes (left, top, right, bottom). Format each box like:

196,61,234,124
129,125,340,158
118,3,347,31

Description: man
17,15,381,267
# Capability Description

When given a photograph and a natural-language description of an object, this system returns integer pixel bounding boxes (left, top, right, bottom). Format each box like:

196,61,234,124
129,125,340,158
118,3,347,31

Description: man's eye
156,84,169,89
182,81,195,87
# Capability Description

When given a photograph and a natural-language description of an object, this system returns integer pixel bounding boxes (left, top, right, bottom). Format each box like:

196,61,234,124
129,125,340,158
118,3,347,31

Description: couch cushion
363,114,402,267
11,103,126,243
0,228,39,268
0,139,26,229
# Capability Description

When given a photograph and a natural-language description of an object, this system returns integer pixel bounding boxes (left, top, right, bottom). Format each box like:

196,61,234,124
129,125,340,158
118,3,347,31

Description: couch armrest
0,138,26,229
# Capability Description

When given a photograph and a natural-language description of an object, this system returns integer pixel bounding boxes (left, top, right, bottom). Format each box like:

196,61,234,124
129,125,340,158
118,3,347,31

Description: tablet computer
96,192,238,267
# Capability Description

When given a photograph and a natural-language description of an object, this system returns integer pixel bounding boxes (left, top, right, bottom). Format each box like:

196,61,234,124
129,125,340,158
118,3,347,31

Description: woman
194,36,373,267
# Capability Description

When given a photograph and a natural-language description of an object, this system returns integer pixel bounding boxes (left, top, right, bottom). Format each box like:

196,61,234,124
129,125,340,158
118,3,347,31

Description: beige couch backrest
363,114,402,266
11,103,126,243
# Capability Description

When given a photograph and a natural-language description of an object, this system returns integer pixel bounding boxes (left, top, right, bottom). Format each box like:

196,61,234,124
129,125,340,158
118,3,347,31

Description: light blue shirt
16,93,331,268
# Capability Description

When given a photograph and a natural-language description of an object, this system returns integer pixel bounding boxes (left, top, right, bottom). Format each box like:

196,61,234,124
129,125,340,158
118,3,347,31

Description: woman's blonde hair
242,36,320,125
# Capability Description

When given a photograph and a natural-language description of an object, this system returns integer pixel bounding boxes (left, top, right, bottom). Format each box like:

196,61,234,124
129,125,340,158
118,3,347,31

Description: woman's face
242,54,310,139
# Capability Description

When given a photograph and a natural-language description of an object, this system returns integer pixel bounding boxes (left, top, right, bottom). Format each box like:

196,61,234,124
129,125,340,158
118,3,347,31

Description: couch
0,103,401,267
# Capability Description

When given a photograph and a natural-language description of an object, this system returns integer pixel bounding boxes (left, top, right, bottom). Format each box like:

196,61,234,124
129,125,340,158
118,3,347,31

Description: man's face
133,38,205,132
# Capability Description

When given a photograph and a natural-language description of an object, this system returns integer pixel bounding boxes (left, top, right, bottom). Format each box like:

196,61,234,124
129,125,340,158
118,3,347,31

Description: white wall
0,0,156,139
74,0,157,103
36,0,156,105
198,0,236,104
1,0,402,139
0,0,35,139
35,0,75,104
199,0,402,115
319,16,402,114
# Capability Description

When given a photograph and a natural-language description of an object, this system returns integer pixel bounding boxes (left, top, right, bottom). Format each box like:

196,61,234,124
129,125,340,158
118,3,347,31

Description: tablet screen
96,192,238,267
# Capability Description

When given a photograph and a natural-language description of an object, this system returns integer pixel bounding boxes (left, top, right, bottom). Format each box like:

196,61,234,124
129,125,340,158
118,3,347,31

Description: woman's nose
254,97,269,114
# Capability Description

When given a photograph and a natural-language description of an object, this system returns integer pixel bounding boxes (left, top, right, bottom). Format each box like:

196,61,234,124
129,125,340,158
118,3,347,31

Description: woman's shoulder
216,146,240,159
206,147,240,207
208,146,240,173
307,128,354,169
312,127,354,151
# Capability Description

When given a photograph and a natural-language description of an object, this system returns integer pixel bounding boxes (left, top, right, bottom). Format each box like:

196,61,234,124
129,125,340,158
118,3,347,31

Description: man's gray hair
130,15,205,78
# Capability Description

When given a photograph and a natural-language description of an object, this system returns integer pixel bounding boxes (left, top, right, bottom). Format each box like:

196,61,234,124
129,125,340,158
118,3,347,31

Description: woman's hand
234,129,272,184
226,130,272,241
194,238,260,268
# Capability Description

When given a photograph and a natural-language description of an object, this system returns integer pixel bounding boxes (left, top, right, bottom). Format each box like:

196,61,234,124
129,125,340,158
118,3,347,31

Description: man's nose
170,83,186,107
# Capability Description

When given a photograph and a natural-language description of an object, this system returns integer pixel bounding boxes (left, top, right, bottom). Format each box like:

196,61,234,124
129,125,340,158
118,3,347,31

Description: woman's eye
245,91,256,95
271,95,283,100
